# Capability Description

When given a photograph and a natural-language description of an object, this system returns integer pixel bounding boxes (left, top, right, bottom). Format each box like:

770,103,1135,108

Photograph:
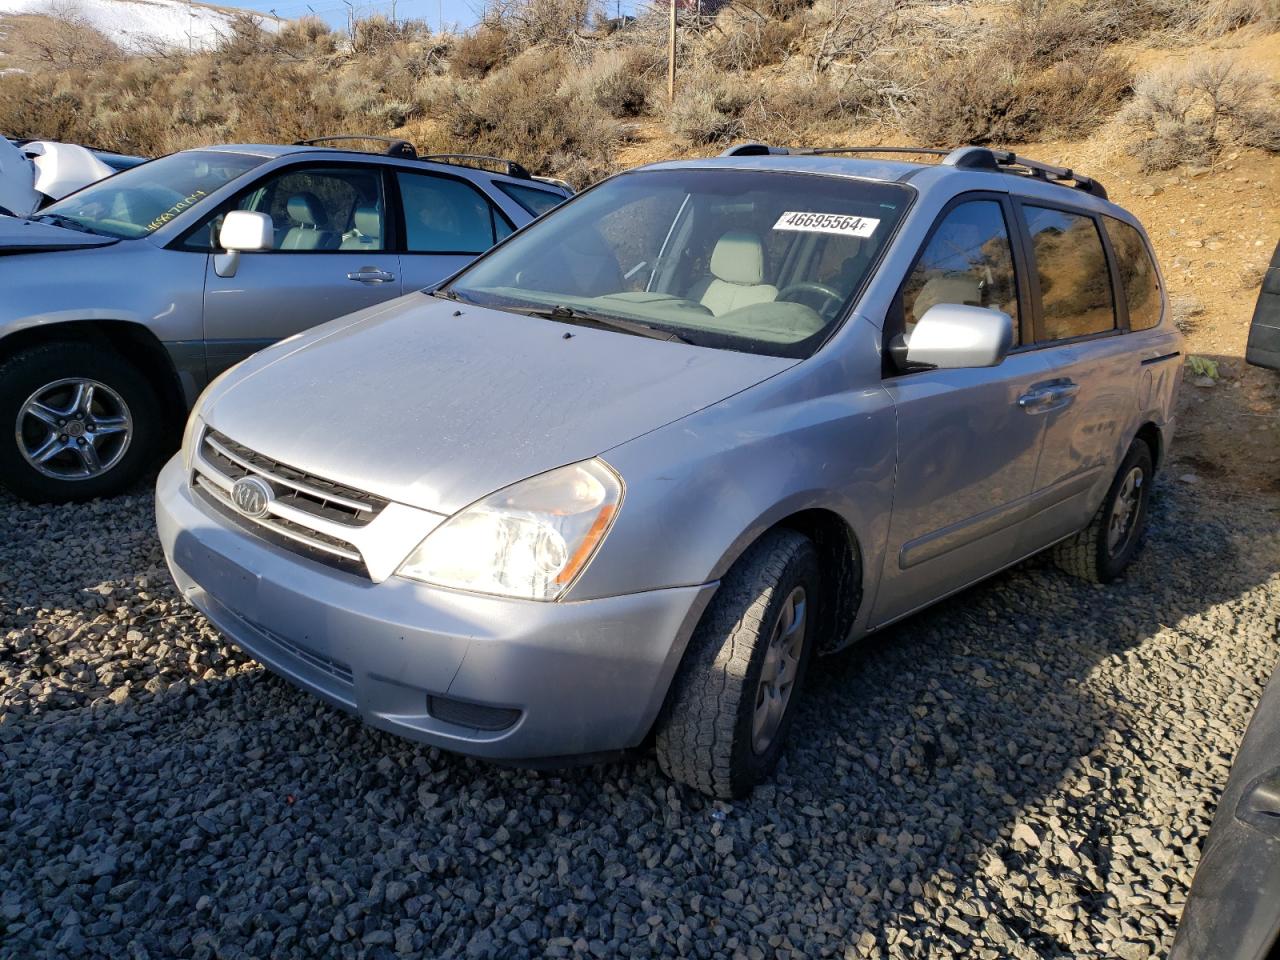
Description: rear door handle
347,268,396,284
1018,380,1078,413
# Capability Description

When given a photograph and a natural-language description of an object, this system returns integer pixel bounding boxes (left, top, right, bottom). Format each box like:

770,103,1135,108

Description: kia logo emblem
230,476,274,519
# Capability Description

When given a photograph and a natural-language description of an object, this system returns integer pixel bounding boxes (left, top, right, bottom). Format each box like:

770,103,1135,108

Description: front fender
569,328,896,642
0,242,206,344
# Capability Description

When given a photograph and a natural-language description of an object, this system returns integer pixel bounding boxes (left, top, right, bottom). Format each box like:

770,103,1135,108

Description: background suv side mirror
214,210,273,279
893,303,1015,371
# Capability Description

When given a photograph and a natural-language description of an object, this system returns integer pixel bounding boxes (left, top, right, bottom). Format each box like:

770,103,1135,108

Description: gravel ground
1,478,1278,959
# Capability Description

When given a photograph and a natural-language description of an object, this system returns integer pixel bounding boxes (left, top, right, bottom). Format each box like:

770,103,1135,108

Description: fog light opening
427,695,521,732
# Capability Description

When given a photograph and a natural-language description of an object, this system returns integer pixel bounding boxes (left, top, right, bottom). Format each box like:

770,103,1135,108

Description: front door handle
1018,380,1079,413
347,267,396,284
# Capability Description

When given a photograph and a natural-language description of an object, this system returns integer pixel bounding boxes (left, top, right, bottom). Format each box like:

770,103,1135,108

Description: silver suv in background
158,145,1182,798
0,136,570,502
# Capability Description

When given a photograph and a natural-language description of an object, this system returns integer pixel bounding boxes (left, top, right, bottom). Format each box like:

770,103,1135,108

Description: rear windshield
448,168,912,358
37,150,265,240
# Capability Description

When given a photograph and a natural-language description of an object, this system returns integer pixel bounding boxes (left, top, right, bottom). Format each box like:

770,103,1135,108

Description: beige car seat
693,231,778,316
280,193,338,251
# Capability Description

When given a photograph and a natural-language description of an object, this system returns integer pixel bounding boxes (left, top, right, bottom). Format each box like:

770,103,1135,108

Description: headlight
397,459,623,601
180,413,204,471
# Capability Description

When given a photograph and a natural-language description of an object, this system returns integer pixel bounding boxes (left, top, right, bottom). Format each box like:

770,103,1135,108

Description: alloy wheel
1106,465,1144,557
15,378,133,481
752,586,807,755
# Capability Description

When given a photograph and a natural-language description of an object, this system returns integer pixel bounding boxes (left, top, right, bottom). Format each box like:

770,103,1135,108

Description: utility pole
667,0,676,102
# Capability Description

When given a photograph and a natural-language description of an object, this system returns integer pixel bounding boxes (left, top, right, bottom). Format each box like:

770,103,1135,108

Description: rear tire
1053,440,1154,584
0,342,162,503
655,529,820,799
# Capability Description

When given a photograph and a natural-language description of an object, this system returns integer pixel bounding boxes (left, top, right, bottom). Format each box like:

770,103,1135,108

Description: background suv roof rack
292,139,534,181
718,142,1108,200
295,136,417,159
419,154,532,180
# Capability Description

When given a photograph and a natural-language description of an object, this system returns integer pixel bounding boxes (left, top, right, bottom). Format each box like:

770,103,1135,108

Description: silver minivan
157,145,1183,798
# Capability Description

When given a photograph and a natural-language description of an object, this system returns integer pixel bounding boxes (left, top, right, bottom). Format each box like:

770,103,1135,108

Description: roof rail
532,174,574,193
943,147,1108,200
294,136,417,159
419,154,532,180
718,141,1108,199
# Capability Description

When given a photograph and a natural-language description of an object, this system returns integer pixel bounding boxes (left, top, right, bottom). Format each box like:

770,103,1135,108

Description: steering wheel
777,281,845,319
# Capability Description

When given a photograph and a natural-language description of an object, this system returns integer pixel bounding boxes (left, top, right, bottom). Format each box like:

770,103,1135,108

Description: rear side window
900,200,1021,344
1025,206,1116,341
397,172,508,254
1103,217,1162,331
497,182,567,217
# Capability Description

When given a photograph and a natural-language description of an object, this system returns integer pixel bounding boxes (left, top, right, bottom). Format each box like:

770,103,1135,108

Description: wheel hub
752,585,807,756
14,378,133,481
1106,465,1144,557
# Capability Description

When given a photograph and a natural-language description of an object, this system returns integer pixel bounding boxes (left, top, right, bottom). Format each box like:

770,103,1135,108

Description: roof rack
419,154,532,180
295,136,417,159
291,138,535,182
944,146,1108,200
718,142,1108,200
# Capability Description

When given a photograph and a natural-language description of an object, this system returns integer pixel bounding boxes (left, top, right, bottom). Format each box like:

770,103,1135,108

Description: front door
870,196,1050,626
200,163,402,376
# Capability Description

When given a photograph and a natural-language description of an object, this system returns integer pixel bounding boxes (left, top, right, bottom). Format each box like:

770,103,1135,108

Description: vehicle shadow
1168,352,1280,499
1,480,1277,959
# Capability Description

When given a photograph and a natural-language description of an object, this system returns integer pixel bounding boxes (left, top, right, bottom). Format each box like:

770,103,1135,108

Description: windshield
38,150,265,240
447,168,912,357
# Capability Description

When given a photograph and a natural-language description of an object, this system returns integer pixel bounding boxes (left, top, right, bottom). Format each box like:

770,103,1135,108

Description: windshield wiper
507,303,694,345
33,213,109,237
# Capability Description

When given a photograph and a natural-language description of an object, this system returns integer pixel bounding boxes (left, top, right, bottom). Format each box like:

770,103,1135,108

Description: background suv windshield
38,151,264,240
449,168,911,357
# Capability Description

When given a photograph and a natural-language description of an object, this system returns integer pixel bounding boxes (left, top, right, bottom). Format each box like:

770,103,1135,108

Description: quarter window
1025,206,1116,340
901,200,1020,344
497,182,567,217
1103,217,1162,331
397,172,509,254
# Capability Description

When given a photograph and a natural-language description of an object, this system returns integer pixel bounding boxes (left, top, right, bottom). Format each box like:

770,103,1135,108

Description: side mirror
895,303,1014,371
219,210,273,252
214,210,273,279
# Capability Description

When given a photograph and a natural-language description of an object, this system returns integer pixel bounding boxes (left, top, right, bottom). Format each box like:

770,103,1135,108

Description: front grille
202,430,387,526
192,428,386,577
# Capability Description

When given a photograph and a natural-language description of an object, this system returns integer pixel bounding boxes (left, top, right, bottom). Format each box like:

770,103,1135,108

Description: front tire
655,529,821,799
1053,440,1154,584
0,342,162,503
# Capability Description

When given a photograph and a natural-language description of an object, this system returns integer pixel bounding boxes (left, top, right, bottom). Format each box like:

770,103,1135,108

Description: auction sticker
773,211,879,238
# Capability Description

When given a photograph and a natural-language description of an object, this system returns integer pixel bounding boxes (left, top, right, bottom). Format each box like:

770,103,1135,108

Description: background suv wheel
0,342,161,503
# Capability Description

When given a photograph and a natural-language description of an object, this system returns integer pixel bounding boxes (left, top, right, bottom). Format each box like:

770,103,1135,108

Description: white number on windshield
772,211,880,238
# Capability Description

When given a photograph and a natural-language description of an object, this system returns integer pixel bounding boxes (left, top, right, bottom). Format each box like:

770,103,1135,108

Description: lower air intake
427,696,521,732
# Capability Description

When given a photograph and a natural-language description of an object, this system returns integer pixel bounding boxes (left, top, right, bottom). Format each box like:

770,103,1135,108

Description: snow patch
0,0,280,53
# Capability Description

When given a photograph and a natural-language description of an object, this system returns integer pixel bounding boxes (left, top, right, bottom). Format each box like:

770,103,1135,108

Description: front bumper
155,455,715,760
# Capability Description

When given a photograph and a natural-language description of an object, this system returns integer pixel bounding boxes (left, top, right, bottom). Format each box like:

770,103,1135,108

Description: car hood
0,215,119,253
204,294,795,514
